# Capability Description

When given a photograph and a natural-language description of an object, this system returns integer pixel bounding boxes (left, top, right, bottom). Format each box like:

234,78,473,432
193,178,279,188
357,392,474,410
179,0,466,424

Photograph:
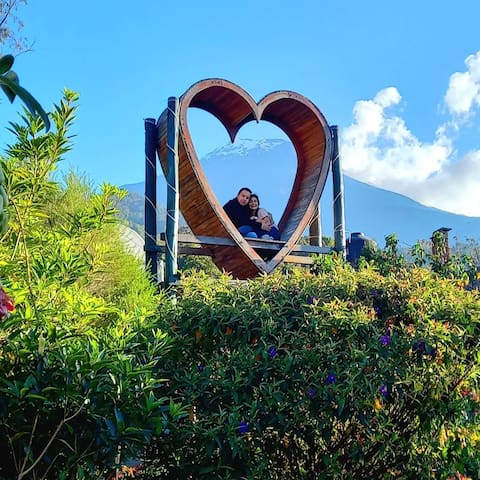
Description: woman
248,194,281,240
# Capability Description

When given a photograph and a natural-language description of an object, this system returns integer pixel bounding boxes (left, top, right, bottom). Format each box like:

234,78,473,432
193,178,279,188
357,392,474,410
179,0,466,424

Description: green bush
0,90,179,479
143,265,480,479
0,311,175,480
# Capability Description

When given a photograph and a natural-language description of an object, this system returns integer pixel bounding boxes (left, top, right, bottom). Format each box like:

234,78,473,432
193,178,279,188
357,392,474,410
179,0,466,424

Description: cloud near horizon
341,50,480,217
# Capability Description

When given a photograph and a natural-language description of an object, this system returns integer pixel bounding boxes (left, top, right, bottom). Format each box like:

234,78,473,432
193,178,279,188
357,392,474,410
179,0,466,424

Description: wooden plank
284,255,314,265
156,246,316,264
156,245,213,256
157,233,332,255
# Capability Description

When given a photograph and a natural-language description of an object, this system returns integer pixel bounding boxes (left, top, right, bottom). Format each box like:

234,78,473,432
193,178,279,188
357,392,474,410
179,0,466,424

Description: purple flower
268,346,277,358
374,304,382,316
238,421,249,434
379,384,388,398
326,373,336,384
197,364,206,373
308,387,316,399
380,335,391,346
308,296,317,305
370,288,379,298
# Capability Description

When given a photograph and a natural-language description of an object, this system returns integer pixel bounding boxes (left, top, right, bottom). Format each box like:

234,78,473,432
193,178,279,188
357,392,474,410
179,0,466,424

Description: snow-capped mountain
204,138,286,158
121,138,480,247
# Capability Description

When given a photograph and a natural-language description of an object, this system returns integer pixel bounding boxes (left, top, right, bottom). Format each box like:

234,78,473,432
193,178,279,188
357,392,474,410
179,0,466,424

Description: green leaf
0,54,14,75
0,74,50,131
25,394,49,401
0,74,17,103
337,396,346,416
114,406,125,433
105,418,117,437
3,70,19,85
9,431,29,442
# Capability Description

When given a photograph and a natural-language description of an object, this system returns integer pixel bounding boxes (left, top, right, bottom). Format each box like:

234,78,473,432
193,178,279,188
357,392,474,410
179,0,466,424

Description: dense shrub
143,264,480,479
0,309,176,480
0,91,178,479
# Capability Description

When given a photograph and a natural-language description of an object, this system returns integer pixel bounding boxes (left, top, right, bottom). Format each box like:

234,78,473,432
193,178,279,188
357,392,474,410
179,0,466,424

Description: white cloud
413,151,480,217
341,51,480,217
444,51,480,117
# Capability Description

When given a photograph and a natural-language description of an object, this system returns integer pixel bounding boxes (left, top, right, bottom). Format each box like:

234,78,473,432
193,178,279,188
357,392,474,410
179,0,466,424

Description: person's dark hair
249,193,260,214
237,187,252,195
249,193,260,205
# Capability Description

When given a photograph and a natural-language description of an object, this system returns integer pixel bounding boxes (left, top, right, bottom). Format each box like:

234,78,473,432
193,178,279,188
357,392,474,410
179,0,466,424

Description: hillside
119,139,480,247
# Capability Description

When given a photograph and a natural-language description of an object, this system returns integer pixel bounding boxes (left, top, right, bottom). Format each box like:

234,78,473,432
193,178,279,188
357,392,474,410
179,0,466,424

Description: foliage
0,54,50,130
0,144,7,233
410,232,478,283
117,191,148,236
0,308,175,480
0,47,50,233
359,233,407,276
357,232,479,286
178,254,222,279
0,91,175,479
138,265,480,479
452,237,480,267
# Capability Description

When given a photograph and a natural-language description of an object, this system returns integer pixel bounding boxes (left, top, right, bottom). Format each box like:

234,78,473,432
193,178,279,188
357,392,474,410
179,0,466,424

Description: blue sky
1,0,480,216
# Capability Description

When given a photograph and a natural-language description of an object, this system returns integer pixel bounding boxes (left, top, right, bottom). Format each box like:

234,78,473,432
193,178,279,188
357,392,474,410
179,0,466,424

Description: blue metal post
165,97,179,285
331,125,346,256
144,118,158,279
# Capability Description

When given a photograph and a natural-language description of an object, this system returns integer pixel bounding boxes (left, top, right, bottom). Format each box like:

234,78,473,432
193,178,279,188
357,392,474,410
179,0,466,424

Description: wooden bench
156,233,333,265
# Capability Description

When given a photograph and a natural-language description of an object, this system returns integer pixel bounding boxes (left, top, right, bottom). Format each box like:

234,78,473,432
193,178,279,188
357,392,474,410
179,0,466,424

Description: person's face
249,196,259,210
237,189,251,206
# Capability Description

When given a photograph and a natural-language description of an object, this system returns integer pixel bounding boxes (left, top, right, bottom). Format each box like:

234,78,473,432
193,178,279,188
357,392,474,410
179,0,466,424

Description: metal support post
331,125,346,256
144,118,158,280
165,97,180,285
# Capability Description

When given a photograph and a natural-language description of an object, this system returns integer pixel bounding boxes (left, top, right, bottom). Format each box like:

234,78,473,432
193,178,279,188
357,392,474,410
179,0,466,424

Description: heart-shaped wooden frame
157,78,332,279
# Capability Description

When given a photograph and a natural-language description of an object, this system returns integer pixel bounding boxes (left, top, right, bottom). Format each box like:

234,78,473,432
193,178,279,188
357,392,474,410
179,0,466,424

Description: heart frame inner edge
157,78,333,279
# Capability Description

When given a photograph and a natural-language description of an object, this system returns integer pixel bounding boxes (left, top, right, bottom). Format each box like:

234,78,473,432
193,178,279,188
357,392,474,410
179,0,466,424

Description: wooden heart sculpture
157,78,332,279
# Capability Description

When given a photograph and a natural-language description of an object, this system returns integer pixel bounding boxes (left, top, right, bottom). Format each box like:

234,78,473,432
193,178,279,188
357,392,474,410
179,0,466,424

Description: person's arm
256,209,273,230
258,214,273,231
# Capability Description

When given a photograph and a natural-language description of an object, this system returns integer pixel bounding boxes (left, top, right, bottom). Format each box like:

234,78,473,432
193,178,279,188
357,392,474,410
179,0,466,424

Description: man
223,187,258,238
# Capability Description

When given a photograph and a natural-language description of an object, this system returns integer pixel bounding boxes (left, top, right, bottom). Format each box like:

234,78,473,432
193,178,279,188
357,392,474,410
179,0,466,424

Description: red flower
0,287,14,319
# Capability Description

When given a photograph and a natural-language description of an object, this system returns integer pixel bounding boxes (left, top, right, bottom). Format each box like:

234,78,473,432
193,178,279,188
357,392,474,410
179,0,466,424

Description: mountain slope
119,139,480,247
